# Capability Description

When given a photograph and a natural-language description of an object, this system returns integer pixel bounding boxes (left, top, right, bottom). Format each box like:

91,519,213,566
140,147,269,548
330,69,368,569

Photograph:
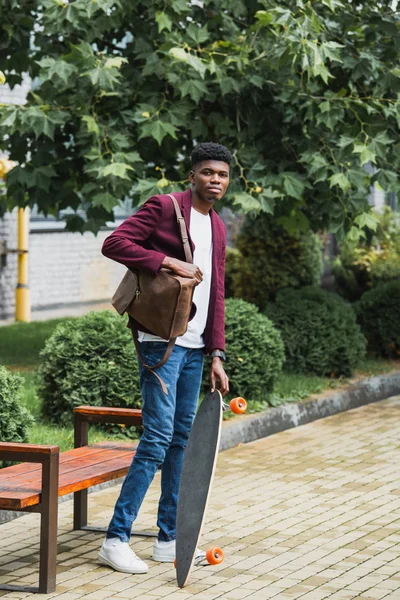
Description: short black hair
190,142,232,168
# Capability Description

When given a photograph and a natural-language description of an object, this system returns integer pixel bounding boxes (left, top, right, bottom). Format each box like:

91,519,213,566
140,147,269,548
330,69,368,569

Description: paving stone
0,397,399,599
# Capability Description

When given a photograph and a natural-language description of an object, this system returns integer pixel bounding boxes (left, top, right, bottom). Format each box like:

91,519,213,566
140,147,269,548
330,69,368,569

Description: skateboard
175,390,247,588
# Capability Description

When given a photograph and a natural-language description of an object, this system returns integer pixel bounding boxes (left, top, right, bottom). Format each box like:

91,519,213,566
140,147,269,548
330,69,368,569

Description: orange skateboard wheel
230,397,247,414
206,547,224,565
174,558,177,568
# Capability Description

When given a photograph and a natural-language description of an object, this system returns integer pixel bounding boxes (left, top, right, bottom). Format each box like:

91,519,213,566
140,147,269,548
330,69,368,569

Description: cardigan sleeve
101,196,166,274
211,239,226,351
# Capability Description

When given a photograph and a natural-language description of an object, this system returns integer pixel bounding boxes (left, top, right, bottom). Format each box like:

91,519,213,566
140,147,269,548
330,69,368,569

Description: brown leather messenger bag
111,194,197,394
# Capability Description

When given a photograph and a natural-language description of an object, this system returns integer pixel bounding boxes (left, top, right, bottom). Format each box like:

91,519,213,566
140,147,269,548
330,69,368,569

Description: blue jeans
107,342,204,542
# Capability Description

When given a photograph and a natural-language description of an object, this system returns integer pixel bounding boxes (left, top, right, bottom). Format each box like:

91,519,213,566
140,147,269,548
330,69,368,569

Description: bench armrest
0,442,59,463
73,406,143,448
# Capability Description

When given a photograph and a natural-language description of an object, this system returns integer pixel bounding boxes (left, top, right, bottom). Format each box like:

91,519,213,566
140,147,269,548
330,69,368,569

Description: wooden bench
0,405,145,594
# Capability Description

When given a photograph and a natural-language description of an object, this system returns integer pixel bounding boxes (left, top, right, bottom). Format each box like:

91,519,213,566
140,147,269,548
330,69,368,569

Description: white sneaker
152,539,206,564
99,537,148,574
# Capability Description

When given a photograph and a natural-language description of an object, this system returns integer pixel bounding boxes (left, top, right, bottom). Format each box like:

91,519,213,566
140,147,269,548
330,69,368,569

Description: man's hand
162,256,203,284
210,358,229,396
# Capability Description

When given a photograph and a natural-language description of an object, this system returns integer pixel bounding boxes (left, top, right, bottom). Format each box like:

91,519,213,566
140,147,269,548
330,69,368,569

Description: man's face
189,160,230,203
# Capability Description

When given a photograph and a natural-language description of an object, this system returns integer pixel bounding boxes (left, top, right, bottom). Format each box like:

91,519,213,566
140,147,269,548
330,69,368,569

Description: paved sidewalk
0,397,399,600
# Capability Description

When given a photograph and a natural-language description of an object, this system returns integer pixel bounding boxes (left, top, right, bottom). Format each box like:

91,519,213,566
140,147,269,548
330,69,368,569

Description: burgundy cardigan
102,188,226,353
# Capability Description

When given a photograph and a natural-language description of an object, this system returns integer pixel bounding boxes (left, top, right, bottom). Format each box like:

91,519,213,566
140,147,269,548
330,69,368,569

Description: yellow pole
15,208,31,322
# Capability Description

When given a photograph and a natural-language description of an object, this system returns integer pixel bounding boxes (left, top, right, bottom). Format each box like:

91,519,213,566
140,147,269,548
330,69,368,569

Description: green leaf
104,57,128,70
156,11,173,33
329,173,351,192
37,57,78,84
82,66,120,89
274,8,291,25
0,108,18,129
171,0,190,13
321,41,344,62
139,120,178,145
102,162,135,180
181,79,208,103
312,63,333,84
319,101,330,113
82,115,100,136
187,24,209,44
169,47,206,77
255,11,273,26
169,47,189,63
187,54,207,78
354,212,379,232
352,144,376,166
232,192,262,212
219,77,241,95
91,193,120,212
283,174,305,199
23,108,56,140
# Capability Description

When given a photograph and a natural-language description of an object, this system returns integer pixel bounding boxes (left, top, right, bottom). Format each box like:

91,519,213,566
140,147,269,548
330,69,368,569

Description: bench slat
0,444,135,491
74,406,142,420
0,442,135,484
0,443,136,510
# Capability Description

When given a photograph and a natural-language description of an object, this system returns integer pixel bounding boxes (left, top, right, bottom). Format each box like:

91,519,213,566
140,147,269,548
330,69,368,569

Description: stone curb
1,370,399,525
220,370,400,451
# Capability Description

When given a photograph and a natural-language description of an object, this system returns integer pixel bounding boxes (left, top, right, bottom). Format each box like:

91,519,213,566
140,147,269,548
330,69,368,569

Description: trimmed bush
202,299,285,402
264,287,367,377
230,214,323,310
38,311,141,433
0,366,33,468
355,280,400,358
333,207,400,301
225,247,245,300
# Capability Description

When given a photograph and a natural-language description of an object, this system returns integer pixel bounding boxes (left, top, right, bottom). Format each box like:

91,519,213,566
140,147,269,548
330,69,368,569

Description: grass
0,318,68,368
27,423,123,453
18,371,40,418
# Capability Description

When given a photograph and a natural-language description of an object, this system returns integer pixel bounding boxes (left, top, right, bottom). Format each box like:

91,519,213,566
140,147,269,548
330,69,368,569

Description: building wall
0,210,18,319
0,216,125,319
29,229,125,310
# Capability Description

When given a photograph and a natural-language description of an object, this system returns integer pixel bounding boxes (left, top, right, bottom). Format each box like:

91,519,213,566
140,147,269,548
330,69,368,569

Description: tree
0,0,399,239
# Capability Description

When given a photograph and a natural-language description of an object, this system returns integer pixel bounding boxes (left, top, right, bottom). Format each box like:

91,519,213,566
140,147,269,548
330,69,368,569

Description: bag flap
112,269,138,315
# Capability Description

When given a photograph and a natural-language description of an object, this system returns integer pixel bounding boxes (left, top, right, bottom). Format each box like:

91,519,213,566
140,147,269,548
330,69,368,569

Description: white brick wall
0,209,18,319
29,229,125,310
0,74,30,106
0,218,126,319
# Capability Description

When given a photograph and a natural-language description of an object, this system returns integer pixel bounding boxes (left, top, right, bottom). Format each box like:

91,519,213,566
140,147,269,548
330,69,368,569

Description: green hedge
356,280,400,358
333,207,400,301
0,366,33,468
265,287,367,377
227,214,323,309
202,299,285,402
225,247,244,300
38,311,141,435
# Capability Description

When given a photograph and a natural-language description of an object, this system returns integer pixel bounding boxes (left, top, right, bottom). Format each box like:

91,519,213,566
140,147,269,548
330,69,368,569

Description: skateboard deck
175,389,223,588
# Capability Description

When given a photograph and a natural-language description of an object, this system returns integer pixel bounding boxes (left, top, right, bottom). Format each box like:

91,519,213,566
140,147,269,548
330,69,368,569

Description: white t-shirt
138,207,213,348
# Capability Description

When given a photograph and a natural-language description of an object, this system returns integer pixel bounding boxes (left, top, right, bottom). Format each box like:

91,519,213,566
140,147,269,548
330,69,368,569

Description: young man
99,141,231,574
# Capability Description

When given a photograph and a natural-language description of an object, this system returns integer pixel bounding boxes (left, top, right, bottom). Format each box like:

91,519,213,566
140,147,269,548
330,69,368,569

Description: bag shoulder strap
130,194,194,395
167,194,193,264
130,321,174,395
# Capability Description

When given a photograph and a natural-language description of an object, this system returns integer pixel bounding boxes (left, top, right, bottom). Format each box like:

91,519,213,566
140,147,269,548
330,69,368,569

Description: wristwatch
210,350,226,361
